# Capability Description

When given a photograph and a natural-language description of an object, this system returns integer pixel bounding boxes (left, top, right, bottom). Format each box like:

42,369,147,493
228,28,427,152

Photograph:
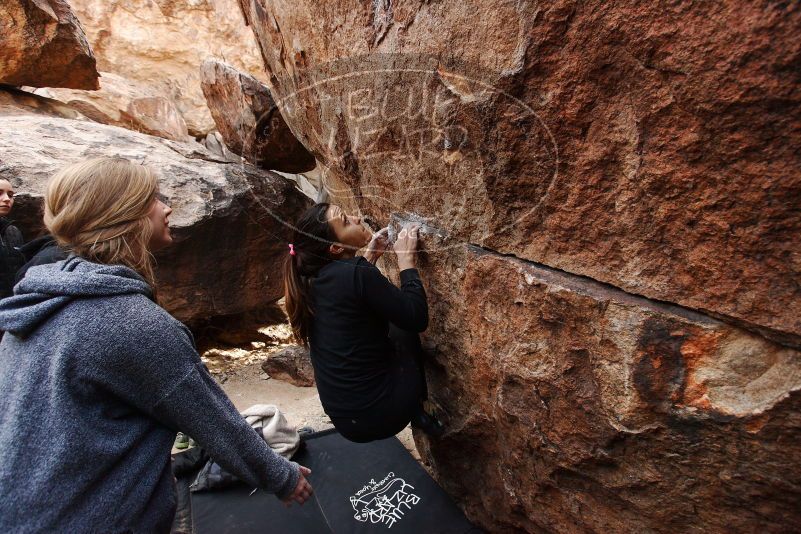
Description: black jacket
0,219,24,299
309,256,428,418
15,234,68,284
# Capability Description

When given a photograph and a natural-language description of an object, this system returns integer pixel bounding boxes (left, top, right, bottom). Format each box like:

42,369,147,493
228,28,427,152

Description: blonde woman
0,158,312,532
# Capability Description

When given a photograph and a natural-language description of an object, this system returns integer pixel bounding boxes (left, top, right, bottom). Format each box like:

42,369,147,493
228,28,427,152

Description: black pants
331,325,427,443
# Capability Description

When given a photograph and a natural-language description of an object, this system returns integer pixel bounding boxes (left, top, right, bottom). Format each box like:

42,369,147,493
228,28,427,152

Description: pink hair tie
288,243,296,256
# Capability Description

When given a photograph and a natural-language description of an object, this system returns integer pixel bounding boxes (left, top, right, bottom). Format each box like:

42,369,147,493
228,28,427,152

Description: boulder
261,345,315,387
195,304,288,347
0,0,99,89
39,72,189,141
409,231,801,533
236,1,801,531
0,87,90,233
67,0,268,136
200,59,316,173
272,171,318,201
0,86,89,121
237,0,801,344
0,113,311,324
202,131,241,163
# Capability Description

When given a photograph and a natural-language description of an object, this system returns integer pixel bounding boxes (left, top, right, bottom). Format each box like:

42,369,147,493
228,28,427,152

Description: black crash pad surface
191,429,481,533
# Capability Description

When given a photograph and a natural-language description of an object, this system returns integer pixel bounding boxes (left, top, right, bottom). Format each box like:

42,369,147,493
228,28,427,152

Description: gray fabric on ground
0,256,300,534
191,404,300,492
241,404,300,459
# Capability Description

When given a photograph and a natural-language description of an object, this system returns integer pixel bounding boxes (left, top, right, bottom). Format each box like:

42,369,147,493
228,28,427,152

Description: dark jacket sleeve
4,225,23,248
16,239,68,283
97,308,300,499
0,224,25,298
356,258,429,332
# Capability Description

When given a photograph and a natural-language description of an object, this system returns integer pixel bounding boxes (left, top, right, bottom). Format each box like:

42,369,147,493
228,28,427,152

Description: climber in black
282,202,443,443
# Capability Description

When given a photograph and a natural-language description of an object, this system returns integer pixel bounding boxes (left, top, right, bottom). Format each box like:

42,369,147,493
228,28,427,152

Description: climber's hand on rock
394,224,421,270
364,227,390,264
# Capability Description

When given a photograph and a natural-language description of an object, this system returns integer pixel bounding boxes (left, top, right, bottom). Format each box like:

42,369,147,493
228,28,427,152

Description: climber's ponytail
283,253,312,345
283,203,336,345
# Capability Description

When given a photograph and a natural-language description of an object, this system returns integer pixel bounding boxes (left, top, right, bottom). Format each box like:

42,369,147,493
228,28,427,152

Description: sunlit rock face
0,112,310,325
0,0,99,89
67,0,267,136
238,1,801,531
0,86,89,121
39,72,189,141
200,59,315,172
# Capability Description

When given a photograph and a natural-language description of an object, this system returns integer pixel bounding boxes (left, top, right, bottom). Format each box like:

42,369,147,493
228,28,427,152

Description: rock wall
200,59,316,172
239,0,801,344
68,0,267,135
40,72,189,141
237,1,801,531
0,110,310,325
0,0,99,89
0,85,89,121
410,232,801,533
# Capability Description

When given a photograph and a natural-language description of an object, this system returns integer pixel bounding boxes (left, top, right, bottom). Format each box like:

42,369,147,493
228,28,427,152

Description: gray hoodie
0,257,300,533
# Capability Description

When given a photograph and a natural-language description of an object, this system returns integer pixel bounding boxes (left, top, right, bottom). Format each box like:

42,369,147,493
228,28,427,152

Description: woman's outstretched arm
95,307,306,501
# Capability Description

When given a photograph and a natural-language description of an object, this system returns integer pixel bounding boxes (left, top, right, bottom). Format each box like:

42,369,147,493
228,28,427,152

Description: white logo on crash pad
349,472,420,528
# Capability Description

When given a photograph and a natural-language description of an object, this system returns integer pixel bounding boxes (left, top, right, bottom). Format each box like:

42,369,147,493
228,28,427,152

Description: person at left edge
0,178,25,299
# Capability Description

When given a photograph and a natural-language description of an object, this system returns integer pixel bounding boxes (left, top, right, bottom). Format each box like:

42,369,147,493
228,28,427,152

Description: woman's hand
394,224,421,271
282,465,313,507
363,227,390,264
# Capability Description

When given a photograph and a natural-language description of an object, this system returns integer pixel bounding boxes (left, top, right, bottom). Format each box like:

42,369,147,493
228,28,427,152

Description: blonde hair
44,157,159,287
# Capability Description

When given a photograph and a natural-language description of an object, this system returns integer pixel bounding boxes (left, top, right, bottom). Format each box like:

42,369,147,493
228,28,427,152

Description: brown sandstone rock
238,0,801,344
200,59,316,173
0,0,99,89
407,235,801,533
0,85,88,121
261,345,315,387
235,1,801,530
0,113,310,324
39,72,189,141
68,0,267,136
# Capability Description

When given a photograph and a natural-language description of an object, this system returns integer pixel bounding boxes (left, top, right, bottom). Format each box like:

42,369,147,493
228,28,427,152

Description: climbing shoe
174,432,190,450
411,411,446,438
297,426,315,441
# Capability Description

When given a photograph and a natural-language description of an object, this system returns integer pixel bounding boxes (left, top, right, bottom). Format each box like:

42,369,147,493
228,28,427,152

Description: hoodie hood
0,256,153,337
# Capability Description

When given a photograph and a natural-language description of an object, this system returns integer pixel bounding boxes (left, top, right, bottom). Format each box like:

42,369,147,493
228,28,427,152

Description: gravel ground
202,340,420,460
